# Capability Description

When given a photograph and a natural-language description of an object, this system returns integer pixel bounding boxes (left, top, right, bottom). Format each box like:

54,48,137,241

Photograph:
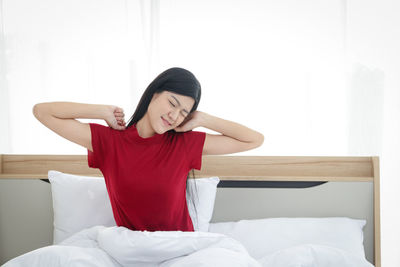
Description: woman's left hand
174,111,203,132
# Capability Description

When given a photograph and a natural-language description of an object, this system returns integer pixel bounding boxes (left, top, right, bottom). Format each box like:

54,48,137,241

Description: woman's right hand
105,105,126,130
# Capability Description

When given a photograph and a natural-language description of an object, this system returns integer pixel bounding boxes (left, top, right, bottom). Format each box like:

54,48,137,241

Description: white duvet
3,225,375,267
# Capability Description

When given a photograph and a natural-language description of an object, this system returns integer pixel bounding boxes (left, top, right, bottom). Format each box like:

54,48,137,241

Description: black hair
125,67,202,230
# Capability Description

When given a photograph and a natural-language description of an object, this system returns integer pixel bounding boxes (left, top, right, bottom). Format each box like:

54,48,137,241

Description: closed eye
169,100,187,117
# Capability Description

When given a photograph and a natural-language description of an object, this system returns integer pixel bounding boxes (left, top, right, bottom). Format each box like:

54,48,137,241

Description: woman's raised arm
32,102,126,152
195,111,264,155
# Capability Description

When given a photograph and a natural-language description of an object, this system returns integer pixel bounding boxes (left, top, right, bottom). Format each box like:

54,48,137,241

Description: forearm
199,112,264,144
33,102,110,120
33,102,110,119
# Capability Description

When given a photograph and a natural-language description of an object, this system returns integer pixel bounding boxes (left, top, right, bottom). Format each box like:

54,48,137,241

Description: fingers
112,107,126,129
114,111,125,117
117,119,125,125
114,109,125,121
114,108,125,125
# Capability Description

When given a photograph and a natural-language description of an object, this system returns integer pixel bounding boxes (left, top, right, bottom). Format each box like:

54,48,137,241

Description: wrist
101,105,115,119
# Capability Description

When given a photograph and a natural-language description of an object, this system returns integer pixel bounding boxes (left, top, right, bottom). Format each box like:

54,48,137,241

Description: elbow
32,104,39,118
259,134,265,146
248,133,264,150
255,133,264,148
32,103,43,119
32,103,47,119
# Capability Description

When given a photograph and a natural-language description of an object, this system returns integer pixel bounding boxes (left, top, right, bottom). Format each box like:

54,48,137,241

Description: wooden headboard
0,154,381,267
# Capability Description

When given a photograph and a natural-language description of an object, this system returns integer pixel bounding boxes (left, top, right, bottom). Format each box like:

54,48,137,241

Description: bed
0,154,381,266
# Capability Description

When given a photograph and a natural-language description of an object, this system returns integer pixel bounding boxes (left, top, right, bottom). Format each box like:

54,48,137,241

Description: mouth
161,117,172,127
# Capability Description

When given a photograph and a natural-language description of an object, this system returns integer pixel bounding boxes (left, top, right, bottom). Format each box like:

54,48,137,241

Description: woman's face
148,91,195,133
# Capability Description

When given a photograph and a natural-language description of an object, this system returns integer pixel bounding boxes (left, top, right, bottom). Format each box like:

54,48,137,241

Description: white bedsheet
258,244,375,267
3,225,375,267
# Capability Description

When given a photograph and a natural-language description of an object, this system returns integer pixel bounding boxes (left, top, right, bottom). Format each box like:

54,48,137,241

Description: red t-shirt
87,122,206,232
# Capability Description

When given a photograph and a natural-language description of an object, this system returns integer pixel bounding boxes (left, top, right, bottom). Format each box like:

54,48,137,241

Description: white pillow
48,170,219,244
208,217,367,260
48,171,116,244
186,177,220,232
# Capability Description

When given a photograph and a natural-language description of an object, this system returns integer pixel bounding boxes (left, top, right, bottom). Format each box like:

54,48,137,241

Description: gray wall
0,179,53,265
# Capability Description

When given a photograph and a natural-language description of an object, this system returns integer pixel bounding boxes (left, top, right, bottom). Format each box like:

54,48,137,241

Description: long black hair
125,67,202,230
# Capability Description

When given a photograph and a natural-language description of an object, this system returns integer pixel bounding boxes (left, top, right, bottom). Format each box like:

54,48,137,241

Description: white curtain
0,0,159,153
1,0,399,266
158,0,348,156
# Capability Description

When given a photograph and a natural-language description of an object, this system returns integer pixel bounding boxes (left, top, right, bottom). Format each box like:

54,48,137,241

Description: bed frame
0,154,381,267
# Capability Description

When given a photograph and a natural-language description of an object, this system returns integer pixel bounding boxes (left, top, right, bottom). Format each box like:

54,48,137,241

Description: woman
33,67,264,232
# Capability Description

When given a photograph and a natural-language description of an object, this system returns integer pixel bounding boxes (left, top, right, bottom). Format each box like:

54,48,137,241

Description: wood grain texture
0,155,374,181
372,156,381,267
0,154,3,175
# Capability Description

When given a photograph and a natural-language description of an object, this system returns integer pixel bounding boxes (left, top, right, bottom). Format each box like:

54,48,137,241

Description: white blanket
3,226,375,267
3,225,261,267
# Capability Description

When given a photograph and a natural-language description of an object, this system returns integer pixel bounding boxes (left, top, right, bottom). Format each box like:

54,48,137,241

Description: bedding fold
96,226,261,266
3,225,261,267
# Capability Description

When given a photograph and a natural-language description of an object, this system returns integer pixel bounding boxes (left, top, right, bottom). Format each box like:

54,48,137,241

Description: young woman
33,67,264,232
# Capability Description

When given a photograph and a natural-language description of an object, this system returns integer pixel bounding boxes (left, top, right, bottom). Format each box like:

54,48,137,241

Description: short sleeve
87,123,113,169
184,130,206,170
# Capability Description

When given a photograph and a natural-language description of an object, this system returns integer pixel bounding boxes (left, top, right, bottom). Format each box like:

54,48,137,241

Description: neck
136,115,156,138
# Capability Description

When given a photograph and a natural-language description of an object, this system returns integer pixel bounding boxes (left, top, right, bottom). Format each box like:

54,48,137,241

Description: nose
168,109,179,122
